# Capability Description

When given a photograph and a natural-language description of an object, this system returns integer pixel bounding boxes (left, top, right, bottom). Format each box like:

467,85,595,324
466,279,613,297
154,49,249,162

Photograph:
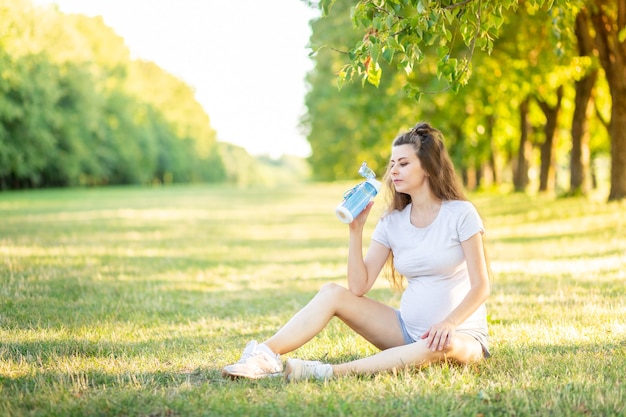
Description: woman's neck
409,188,440,211
408,188,441,226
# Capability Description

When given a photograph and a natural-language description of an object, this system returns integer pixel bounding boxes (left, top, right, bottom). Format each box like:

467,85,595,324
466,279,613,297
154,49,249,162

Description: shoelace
302,361,323,376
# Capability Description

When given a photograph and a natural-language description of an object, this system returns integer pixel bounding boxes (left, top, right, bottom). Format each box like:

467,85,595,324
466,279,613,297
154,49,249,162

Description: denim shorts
395,309,491,358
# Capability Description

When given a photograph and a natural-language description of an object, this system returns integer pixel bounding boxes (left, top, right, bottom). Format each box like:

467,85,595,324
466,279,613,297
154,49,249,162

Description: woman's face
389,144,429,194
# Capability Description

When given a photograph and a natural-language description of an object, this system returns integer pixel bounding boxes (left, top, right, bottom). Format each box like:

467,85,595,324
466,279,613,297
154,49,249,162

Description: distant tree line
0,0,234,189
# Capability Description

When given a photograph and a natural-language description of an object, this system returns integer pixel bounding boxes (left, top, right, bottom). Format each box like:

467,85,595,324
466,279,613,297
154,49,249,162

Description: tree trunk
570,75,596,195
570,10,597,196
465,166,477,191
513,97,531,192
486,113,501,186
589,1,626,201
537,86,564,193
607,93,626,201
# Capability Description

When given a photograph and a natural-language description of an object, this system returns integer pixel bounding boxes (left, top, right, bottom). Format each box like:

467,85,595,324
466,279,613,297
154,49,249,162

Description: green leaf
382,46,395,64
443,9,455,24
492,13,505,29
403,83,423,101
320,0,336,17
403,60,413,75
337,65,353,91
308,44,326,57
423,30,434,45
367,61,382,87
437,45,449,60
387,36,403,52
372,16,385,32
417,0,428,14
370,43,382,63
386,14,396,29
414,23,424,40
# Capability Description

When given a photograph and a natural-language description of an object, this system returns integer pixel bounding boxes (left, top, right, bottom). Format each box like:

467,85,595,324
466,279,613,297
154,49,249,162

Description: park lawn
0,183,625,417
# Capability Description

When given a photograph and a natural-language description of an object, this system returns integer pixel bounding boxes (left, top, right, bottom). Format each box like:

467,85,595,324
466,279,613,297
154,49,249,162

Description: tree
321,0,625,200
0,53,60,188
472,4,574,194
587,1,626,201
42,62,103,187
305,0,412,180
125,59,224,183
536,86,564,193
569,8,599,196
514,98,532,192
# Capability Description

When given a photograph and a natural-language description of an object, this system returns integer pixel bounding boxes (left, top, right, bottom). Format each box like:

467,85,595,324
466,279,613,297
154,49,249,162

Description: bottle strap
342,183,360,199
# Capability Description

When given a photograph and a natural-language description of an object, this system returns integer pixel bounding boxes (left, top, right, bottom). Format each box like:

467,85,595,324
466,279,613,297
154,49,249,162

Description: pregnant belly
400,279,468,336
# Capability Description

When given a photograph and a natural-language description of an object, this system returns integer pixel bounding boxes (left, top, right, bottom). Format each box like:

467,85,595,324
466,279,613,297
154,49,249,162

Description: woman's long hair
381,122,469,290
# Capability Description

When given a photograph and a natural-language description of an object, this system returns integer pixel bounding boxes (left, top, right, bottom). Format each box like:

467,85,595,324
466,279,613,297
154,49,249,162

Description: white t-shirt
371,200,488,341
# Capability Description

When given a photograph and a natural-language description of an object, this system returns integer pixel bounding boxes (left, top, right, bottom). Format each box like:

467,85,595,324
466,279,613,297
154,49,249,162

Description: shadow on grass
1,272,397,340
0,281,323,329
489,272,626,299
493,224,620,245
2,337,625,416
493,339,626,358
0,336,215,363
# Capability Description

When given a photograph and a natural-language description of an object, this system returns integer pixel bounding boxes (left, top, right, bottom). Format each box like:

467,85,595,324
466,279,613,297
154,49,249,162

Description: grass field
1,183,625,416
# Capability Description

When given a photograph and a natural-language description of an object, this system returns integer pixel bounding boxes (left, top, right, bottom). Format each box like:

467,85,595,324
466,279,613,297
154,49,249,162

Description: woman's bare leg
331,333,485,376
264,283,405,355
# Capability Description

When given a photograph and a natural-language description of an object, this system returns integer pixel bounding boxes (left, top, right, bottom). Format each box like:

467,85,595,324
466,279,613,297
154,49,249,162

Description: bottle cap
358,162,376,180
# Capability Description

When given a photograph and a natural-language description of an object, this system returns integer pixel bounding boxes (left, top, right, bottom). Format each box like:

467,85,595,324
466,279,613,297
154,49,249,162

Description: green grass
1,183,625,416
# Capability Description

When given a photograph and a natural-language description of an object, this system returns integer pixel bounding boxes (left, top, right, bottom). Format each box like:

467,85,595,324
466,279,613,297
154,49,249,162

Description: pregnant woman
222,122,491,382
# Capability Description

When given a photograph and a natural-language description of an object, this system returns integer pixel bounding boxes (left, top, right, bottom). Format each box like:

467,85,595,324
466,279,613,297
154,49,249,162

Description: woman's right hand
349,201,374,231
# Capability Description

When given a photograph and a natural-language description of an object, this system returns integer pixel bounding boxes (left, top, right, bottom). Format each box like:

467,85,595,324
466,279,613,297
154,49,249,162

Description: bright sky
34,0,319,158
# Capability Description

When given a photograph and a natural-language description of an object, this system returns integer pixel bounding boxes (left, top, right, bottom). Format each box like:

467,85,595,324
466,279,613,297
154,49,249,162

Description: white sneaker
222,341,283,379
285,358,333,382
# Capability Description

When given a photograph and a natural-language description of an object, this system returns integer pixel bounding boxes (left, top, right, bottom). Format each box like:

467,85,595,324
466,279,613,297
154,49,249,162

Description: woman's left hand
421,321,457,352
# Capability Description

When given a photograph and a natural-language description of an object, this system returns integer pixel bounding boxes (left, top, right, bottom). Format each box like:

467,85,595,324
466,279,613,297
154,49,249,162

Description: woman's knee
446,334,484,364
306,283,349,314
317,282,350,300
313,283,357,309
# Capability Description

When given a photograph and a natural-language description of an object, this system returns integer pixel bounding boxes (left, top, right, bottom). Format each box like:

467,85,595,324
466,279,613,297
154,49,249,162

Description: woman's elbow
348,287,367,297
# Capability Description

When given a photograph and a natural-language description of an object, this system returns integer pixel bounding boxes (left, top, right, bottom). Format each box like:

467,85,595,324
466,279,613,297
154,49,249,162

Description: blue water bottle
335,162,381,224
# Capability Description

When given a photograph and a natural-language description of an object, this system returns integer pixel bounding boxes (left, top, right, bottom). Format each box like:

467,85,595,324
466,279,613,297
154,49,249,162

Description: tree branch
443,0,477,11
